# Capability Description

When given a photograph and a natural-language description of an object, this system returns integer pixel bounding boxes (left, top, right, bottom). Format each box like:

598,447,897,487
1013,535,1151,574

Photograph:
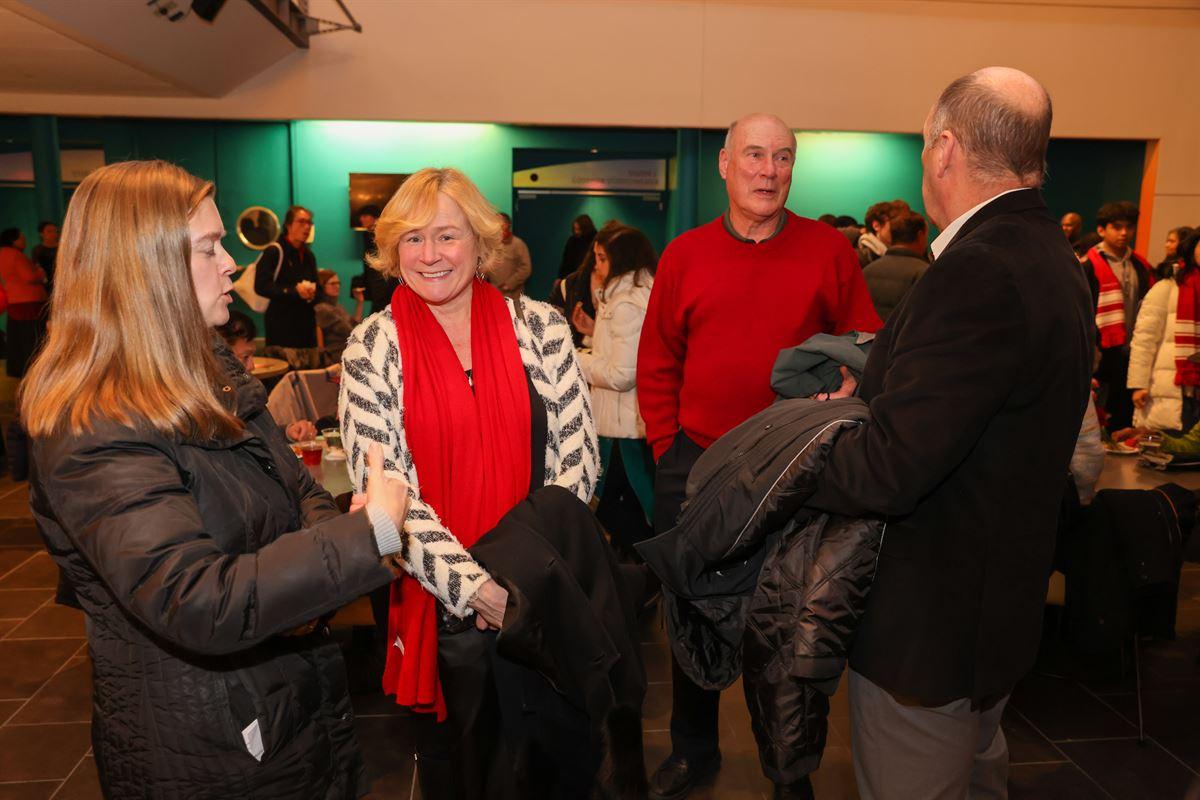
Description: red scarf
1175,268,1200,387
383,278,531,720
1087,246,1154,349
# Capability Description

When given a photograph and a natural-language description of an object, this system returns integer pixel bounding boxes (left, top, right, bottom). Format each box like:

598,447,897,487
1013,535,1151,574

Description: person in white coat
574,226,658,555
1127,231,1200,433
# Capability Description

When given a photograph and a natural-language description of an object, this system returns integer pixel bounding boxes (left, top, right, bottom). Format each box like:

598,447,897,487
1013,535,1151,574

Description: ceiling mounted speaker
191,0,228,22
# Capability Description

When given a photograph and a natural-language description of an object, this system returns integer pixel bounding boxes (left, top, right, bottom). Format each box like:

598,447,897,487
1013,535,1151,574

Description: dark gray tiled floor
0,589,53,619
1057,738,1195,799
0,783,60,800
9,658,91,726
51,757,100,800
0,552,62,590
1008,762,1111,799
0,470,1197,798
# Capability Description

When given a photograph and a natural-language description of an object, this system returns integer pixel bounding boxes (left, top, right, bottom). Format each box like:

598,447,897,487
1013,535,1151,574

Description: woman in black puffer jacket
24,160,411,799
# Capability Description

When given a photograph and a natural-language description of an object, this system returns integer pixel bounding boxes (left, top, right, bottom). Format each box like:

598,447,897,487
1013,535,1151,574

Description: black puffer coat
29,342,393,800
637,397,884,784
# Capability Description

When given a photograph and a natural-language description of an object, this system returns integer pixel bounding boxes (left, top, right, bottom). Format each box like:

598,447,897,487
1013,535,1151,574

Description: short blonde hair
368,167,504,279
21,160,242,441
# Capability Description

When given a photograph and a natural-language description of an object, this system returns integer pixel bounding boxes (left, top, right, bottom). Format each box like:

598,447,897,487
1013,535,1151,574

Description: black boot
774,775,815,799
647,751,721,800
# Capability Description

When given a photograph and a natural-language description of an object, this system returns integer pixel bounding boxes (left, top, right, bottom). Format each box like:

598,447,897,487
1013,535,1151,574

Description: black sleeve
44,438,389,656
1084,261,1099,312
547,279,567,314
363,264,393,310
809,246,1027,518
253,245,291,300
559,240,577,280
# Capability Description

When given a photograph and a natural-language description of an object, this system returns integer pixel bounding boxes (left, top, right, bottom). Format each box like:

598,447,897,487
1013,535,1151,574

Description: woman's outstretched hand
365,443,410,530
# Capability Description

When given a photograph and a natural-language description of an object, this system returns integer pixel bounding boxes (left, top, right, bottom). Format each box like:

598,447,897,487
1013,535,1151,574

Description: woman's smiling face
395,192,479,308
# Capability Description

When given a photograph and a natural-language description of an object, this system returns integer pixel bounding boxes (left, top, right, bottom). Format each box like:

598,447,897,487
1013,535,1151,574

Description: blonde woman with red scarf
1125,231,1200,435
337,168,602,798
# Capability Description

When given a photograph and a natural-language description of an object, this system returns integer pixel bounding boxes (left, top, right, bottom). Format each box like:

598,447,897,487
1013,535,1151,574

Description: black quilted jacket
29,342,392,799
637,397,884,784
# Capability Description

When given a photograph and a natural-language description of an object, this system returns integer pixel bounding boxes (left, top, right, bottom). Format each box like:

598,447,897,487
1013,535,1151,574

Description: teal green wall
1042,138,1147,232
791,132,927,219
3,116,678,327
55,117,292,279
0,113,1149,331
288,122,675,292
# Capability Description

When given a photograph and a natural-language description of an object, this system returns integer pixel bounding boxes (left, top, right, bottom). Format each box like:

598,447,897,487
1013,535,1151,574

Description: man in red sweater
637,112,880,799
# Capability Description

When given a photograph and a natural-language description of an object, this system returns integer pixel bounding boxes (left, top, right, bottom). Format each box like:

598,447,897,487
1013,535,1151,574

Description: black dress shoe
647,752,721,800
773,775,815,799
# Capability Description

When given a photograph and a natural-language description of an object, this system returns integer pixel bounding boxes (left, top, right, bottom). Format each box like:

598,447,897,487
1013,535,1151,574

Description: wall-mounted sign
0,149,105,184
513,159,667,192
61,150,106,183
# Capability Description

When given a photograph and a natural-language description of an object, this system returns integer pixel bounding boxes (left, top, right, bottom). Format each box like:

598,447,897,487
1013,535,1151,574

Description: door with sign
511,153,670,302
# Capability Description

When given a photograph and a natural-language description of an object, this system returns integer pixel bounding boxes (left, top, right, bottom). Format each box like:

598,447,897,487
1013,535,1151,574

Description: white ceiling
0,0,302,98
0,5,183,96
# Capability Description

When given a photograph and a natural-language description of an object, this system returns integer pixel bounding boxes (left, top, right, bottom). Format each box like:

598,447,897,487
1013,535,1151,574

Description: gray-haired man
811,67,1094,798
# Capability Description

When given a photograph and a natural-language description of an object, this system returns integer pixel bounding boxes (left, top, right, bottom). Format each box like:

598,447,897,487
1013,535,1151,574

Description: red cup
299,440,323,466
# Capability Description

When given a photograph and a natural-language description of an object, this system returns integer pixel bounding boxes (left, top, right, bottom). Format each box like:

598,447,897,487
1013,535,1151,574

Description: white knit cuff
366,502,402,557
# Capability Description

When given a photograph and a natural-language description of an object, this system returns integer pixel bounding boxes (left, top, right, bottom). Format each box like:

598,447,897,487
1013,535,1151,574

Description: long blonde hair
368,167,504,279
21,160,243,441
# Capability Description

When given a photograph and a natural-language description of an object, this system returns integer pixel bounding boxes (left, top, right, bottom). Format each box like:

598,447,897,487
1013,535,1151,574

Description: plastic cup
321,428,342,451
299,440,323,466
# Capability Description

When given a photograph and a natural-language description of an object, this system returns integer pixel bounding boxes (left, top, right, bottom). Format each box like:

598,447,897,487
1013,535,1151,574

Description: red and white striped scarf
1175,268,1200,387
1087,246,1153,349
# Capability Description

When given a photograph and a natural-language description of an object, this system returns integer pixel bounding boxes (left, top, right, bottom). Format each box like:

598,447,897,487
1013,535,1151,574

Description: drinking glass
299,440,323,466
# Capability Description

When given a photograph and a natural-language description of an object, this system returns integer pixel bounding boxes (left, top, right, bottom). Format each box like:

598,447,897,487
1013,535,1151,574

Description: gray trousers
848,669,1009,800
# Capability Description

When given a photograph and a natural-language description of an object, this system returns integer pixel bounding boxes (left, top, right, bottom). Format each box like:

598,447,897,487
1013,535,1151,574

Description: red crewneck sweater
637,212,881,459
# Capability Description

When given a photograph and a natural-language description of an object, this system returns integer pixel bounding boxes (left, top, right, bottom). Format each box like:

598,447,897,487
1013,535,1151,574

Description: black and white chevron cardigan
338,298,600,617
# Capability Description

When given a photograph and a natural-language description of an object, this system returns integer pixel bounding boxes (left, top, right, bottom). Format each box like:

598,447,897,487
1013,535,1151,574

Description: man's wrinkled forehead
728,114,796,152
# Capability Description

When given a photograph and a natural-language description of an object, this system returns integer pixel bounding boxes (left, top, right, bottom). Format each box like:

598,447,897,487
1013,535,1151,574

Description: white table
250,356,290,381
306,451,354,497
1096,452,1200,492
